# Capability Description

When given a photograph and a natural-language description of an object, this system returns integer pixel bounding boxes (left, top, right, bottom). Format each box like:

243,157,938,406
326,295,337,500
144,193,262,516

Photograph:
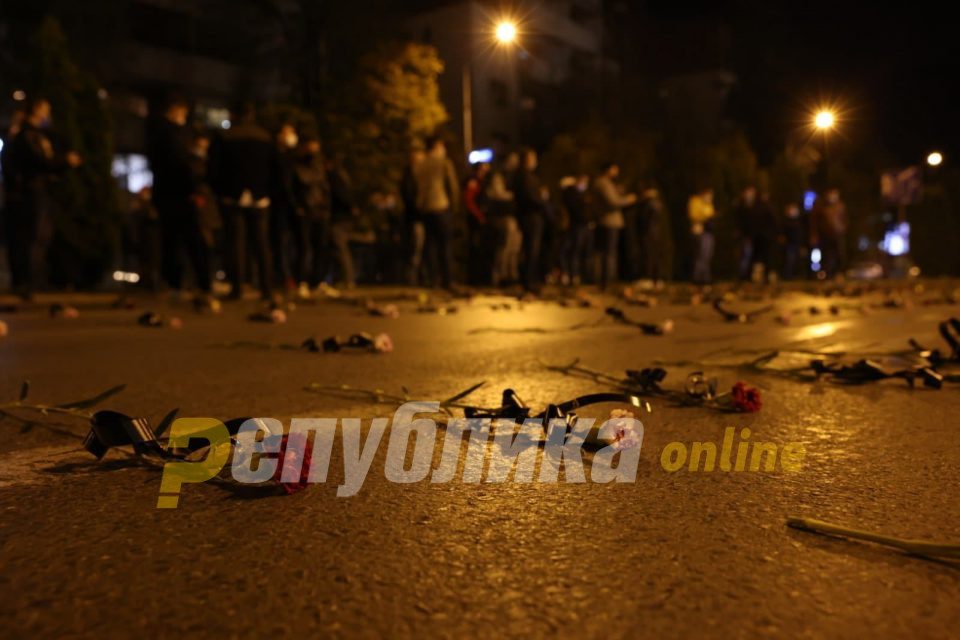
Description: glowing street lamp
463,18,521,156
495,21,518,45
927,151,944,167
814,110,836,131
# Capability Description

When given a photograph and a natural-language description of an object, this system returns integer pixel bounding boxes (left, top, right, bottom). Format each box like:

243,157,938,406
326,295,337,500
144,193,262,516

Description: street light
463,18,520,157
927,151,944,167
814,110,836,131
495,21,517,45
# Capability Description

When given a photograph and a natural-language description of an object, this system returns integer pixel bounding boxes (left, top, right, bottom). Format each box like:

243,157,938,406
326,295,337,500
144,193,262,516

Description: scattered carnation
606,409,641,450
373,333,394,353
730,382,762,413
271,433,313,495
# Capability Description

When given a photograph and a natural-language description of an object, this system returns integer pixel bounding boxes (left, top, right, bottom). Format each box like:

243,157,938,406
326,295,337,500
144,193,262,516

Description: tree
326,41,447,197
30,17,120,288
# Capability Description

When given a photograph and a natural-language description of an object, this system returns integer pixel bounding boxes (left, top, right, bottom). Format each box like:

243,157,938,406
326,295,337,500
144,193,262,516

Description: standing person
636,186,665,287
487,152,522,287
413,136,458,289
208,103,279,301
592,162,637,290
4,98,82,300
810,188,848,279
749,191,778,282
1,108,26,294
146,96,212,303
463,162,491,285
732,186,759,280
780,202,805,281
560,174,592,286
688,187,716,286
400,143,425,285
513,148,548,293
327,155,359,289
290,135,330,295
272,122,299,292
188,132,221,271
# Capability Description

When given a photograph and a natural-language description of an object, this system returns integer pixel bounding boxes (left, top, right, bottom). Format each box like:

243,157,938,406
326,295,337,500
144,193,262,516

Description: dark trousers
565,223,593,282
224,205,272,298
520,213,545,290
599,226,620,290
421,211,452,288
782,243,800,281
157,199,212,293
270,207,291,288
640,228,661,281
292,215,330,286
3,190,52,296
820,235,845,279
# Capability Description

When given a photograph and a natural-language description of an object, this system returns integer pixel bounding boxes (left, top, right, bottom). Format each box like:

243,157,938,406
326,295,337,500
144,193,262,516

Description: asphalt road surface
1,282,959,639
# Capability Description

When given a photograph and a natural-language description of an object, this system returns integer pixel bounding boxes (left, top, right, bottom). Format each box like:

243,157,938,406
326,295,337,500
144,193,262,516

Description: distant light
814,110,835,130
803,191,817,211
220,119,231,130
0,139,4,154
12,90,26,101
811,248,822,264
113,270,140,284
97,88,108,100
927,151,943,167
882,222,910,257
495,21,517,44
468,148,494,164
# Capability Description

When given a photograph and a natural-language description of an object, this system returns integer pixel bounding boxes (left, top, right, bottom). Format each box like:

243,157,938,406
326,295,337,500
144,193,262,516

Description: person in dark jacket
732,186,759,281
327,155,358,288
208,103,281,300
636,186,665,285
146,96,212,301
560,174,592,285
780,202,805,281
4,98,81,300
290,135,331,293
513,148,548,293
749,191,779,282
272,122,300,292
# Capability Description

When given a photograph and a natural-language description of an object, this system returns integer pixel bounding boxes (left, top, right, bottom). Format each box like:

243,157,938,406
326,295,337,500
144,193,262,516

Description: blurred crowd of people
1,96,849,302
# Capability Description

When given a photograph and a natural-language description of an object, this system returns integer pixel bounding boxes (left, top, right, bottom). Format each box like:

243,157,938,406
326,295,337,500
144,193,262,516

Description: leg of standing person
407,218,425,286
247,208,273,300
5,199,31,297
332,220,356,288
158,205,184,292
520,213,543,291
223,205,246,299
182,206,212,294
422,212,452,289
600,226,620,290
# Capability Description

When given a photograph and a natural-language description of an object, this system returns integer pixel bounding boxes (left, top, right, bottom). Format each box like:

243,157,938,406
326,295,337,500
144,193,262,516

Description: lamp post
463,19,518,158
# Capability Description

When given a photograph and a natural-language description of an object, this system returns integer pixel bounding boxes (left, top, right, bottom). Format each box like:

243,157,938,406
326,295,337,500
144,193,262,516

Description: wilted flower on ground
374,333,393,353
730,382,762,413
271,432,312,495
607,408,641,450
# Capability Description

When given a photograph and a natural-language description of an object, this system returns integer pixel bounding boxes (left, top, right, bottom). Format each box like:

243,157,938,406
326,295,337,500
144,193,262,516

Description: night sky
415,0,959,166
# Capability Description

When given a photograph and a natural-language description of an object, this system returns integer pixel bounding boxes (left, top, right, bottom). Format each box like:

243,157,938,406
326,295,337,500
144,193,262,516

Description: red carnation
730,382,762,413
271,433,313,495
